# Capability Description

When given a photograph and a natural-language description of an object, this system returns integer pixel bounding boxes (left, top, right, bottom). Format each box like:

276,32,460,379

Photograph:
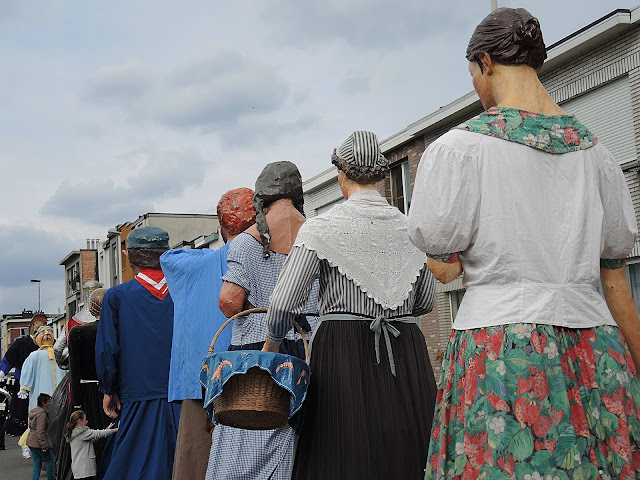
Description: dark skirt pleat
292,319,437,480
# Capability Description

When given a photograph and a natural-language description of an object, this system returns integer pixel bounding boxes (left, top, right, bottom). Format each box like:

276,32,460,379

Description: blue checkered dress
206,232,318,480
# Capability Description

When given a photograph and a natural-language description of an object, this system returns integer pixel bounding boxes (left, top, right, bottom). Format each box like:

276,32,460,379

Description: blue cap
127,226,170,249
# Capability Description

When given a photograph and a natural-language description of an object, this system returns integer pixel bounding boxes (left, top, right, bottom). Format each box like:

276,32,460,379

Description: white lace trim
295,190,426,310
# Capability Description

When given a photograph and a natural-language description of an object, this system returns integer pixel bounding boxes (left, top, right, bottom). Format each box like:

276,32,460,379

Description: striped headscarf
331,131,389,183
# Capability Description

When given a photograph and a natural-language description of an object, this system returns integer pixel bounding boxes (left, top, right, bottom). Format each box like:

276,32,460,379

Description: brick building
303,8,640,375
97,212,220,288
0,311,57,358
59,241,100,322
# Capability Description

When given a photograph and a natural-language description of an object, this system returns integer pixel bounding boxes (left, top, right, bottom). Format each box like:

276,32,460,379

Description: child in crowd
65,410,118,480
26,393,55,480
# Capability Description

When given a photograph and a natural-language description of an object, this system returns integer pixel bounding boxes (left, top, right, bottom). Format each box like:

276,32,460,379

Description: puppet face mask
34,326,55,347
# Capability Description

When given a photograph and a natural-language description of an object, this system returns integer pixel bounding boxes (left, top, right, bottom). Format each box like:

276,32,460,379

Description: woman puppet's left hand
261,337,281,353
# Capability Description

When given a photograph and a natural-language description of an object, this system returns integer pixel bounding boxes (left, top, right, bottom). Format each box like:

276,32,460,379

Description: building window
68,300,77,319
67,263,80,297
390,159,412,214
112,244,118,283
628,262,640,314
449,289,466,321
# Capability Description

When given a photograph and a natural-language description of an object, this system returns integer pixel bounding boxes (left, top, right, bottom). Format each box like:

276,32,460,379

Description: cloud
40,147,208,225
0,281,66,317
0,225,72,288
83,63,153,105
259,0,462,50
81,51,292,133
340,75,371,96
218,113,321,149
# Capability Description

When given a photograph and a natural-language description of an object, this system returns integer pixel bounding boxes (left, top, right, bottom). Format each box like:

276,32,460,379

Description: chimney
86,239,90,249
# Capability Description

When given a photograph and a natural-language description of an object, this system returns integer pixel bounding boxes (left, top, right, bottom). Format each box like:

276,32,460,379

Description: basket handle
208,307,310,364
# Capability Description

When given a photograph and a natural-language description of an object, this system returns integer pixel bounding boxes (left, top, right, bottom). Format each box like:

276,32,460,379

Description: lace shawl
294,189,426,310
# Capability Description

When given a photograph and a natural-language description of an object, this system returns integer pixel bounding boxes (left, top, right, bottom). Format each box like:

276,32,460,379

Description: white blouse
408,128,637,330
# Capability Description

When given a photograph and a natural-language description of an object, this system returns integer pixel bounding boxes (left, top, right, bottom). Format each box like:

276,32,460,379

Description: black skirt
292,319,437,480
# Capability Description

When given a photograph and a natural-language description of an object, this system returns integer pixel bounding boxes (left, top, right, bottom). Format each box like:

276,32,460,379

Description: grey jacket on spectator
67,425,116,478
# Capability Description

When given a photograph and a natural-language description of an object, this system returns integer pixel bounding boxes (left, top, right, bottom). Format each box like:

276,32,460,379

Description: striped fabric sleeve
412,266,436,316
600,258,626,269
266,245,320,341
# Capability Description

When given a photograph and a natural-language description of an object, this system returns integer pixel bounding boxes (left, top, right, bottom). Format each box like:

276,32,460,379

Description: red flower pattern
424,324,640,479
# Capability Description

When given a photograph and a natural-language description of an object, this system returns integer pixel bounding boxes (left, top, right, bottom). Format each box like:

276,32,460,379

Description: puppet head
217,187,256,242
253,161,304,258
466,7,547,71
89,288,106,318
126,226,170,269
34,325,55,347
29,314,48,337
331,131,389,184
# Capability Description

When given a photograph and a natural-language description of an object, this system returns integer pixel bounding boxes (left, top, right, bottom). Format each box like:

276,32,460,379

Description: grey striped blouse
266,244,435,340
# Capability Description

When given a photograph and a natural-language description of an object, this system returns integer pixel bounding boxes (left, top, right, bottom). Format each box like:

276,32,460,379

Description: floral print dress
426,324,640,479
422,108,640,479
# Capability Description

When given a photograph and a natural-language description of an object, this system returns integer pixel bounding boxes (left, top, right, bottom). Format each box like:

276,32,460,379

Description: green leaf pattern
425,324,640,479
454,107,598,154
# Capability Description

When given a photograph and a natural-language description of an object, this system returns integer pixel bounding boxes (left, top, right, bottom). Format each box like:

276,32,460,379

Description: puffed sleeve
95,288,121,396
598,150,637,260
266,245,320,341
19,353,34,392
0,356,10,375
408,137,480,255
221,235,254,302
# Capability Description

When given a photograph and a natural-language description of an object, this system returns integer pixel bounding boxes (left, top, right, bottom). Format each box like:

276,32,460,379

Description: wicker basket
206,307,309,430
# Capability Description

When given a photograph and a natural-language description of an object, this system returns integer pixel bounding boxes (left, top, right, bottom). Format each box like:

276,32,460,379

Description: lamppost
30,279,41,312
491,0,498,12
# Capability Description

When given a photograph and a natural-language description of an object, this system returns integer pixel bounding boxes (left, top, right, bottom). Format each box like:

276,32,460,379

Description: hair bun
514,18,540,46
466,7,547,70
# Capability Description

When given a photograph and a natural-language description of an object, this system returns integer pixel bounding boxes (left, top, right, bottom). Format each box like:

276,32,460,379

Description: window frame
390,159,412,214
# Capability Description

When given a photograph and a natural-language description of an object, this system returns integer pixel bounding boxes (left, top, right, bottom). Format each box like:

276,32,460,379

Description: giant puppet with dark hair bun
408,7,640,479
95,226,180,480
465,7,547,70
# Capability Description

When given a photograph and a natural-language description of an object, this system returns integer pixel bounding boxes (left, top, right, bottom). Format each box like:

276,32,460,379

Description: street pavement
0,432,48,478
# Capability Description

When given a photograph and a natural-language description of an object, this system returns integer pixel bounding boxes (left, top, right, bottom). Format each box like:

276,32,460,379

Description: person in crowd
96,226,180,480
26,393,55,480
20,323,65,461
160,187,256,480
408,8,640,479
19,326,65,412
65,410,117,480
205,161,319,480
0,316,44,451
262,132,437,480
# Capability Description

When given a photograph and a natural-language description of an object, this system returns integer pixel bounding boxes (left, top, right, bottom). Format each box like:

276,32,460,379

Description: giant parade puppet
160,187,256,480
0,314,46,451
49,282,109,480
96,226,180,480
18,323,65,458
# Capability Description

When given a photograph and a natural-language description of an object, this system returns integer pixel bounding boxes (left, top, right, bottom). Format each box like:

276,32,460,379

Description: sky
1,0,638,316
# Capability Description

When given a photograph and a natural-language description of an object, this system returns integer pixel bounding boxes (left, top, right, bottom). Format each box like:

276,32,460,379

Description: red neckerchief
135,268,169,300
